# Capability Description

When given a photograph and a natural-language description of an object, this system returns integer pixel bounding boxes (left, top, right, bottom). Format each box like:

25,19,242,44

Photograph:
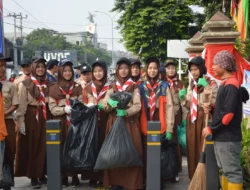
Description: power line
4,22,35,30
11,0,53,30
3,8,14,14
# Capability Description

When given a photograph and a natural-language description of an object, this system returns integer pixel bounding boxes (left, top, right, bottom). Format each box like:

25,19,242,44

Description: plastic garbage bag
161,138,179,180
62,99,99,171
94,92,143,170
0,141,13,188
177,120,186,149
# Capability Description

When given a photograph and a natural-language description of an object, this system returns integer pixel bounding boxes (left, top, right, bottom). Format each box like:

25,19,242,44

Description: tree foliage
23,28,73,58
23,28,111,66
112,0,201,61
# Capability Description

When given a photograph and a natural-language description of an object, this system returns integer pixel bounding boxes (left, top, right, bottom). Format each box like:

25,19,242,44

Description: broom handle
201,113,209,152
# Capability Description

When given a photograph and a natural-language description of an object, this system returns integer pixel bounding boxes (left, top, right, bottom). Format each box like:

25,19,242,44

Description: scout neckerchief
91,82,109,122
31,76,47,121
144,80,162,121
190,77,198,123
136,78,142,86
167,76,178,89
59,83,74,126
116,78,134,92
91,82,109,101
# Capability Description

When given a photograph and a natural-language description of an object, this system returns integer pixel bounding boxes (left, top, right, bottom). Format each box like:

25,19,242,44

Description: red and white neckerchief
92,82,109,122
167,76,178,89
189,71,198,123
146,80,160,121
31,76,47,121
116,78,134,92
91,82,109,101
136,78,142,86
59,83,74,126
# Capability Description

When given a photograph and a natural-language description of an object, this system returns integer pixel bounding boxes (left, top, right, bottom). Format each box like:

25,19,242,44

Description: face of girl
147,62,158,78
118,63,130,78
166,65,176,77
93,66,104,80
35,62,46,76
190,64,200,79
63,66,73,80
131,64,140,77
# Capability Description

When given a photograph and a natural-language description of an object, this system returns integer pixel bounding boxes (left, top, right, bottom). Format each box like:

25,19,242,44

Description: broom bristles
188,163,206,190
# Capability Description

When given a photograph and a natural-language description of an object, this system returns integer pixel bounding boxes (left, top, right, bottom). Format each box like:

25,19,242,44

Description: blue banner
0,0,3,53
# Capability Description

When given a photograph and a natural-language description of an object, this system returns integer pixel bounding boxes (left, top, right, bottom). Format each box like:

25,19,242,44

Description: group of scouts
0,49,243,190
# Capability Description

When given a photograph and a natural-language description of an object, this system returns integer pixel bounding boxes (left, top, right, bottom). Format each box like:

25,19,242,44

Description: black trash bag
62,99,99,171
161,137,179,180
94,92,143,170
0,164,13,188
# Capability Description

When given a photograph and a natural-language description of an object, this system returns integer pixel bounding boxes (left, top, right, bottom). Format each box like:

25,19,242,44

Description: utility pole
16,13,28,62
7,13,18,43
16,13,28,42
7,13,27,70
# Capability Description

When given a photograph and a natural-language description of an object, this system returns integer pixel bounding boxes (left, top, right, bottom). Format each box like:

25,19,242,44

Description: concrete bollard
147,121,161,190
46,120,62,190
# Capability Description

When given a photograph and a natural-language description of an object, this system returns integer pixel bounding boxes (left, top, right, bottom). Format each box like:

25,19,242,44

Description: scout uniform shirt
14,74,29,92
1,81,19,119
16,82,48,126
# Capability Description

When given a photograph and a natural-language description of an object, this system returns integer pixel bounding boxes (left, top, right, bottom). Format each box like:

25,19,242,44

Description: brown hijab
111,63,135,92
49,63,82,100
22,61,48,100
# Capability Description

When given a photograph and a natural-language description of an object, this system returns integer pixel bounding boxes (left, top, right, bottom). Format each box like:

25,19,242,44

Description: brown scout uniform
2,81,19,178
102,85,143,190
15,82,49,178
48,87,83,177
13,74,28,91
181,81,218,179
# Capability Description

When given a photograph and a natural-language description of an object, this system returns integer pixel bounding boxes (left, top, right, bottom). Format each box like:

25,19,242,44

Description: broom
188,108,209,190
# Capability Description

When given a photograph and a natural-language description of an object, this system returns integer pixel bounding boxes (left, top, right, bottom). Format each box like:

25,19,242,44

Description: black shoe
89,180,98,187
3,187,11,190
62,177,69,188
71,177,80,188
31,178,41,189
109,185,123,190
39,176,47,185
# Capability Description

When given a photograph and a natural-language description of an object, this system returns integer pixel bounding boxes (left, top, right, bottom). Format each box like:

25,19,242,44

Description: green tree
112,0,201,61
23,28,73,58
23,28,112,66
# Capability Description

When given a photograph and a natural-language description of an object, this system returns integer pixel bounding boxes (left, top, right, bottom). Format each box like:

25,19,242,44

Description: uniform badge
3,98,9,104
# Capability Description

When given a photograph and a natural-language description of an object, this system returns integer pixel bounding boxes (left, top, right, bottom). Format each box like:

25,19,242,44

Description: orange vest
0,93,7,140
140,95,167,136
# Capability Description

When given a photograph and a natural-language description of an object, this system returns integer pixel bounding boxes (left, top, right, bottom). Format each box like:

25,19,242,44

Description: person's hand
198,75,208,87
166,132,172,140
179,88,187,100
19,123,26,135
64,106,72,114
116,108,127,117
202,103,211,114
202,127,212,138
98,103,104,110
108,99,119,108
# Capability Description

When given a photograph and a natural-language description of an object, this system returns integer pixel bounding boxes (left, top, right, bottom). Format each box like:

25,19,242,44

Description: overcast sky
3,0,126,51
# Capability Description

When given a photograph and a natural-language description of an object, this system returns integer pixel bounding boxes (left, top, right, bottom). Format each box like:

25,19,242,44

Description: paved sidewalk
12,157,189,190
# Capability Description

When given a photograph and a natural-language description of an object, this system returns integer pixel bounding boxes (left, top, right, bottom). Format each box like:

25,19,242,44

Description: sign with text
35,50,77,66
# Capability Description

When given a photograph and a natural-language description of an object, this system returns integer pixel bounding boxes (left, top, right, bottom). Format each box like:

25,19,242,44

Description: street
12,158,189,190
